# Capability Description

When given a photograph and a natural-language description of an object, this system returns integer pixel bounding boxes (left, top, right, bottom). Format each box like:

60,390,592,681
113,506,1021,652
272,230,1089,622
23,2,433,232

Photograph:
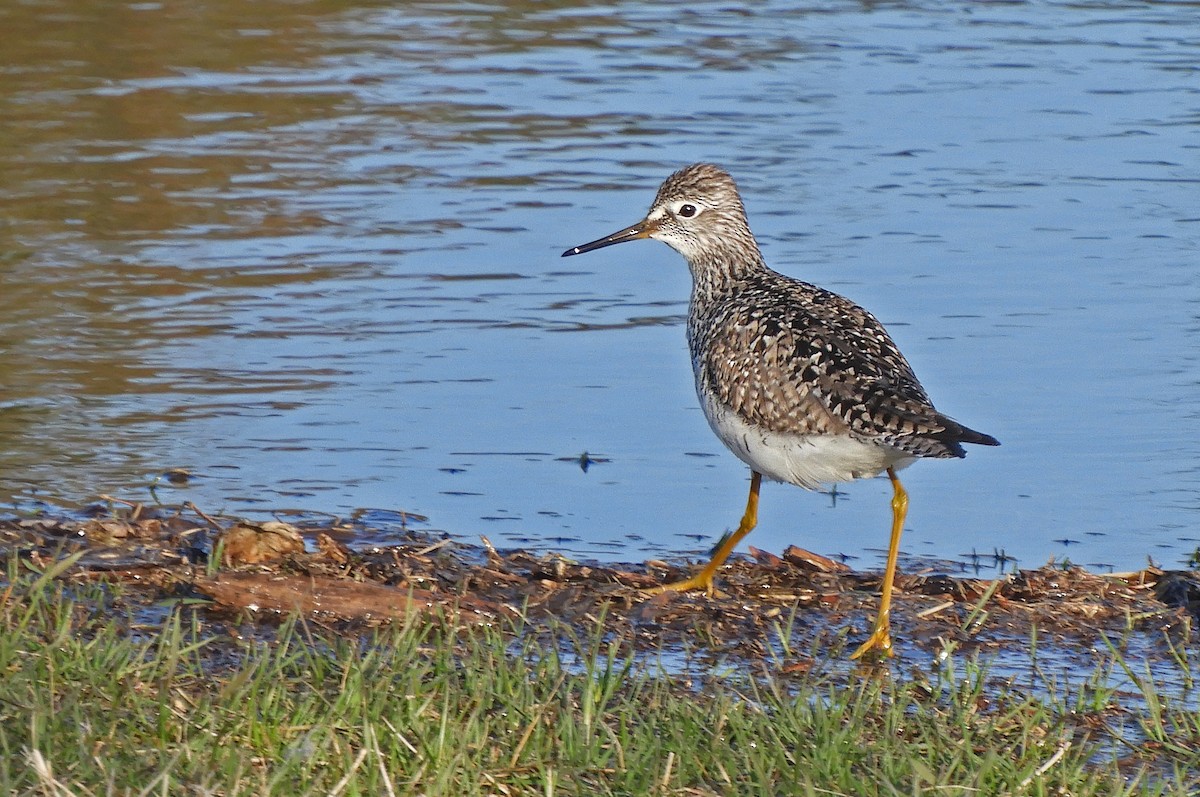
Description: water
1,0,1197,573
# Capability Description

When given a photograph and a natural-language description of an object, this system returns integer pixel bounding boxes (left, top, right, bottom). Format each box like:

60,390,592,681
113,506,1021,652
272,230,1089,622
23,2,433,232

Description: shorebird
562,163,998,659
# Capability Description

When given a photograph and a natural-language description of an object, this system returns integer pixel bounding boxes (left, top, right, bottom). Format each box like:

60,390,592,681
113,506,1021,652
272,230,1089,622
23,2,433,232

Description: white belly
700,393,914,489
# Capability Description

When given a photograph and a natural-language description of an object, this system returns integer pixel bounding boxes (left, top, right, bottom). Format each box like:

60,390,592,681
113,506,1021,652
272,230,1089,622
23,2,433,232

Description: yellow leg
850,467,908,660
645,471,762,597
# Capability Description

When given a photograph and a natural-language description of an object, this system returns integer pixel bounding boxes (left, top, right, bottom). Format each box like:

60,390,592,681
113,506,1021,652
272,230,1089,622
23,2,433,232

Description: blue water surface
0,1,1196,573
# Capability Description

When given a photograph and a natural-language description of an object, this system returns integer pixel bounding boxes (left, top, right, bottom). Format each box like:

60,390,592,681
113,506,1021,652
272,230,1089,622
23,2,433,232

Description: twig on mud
183,502,223,530
97,495,145,520
916,601,955,619
414,538,453,557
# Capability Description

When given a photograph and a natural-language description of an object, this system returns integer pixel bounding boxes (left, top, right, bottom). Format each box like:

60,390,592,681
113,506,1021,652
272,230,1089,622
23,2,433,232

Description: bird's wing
698,282,968,457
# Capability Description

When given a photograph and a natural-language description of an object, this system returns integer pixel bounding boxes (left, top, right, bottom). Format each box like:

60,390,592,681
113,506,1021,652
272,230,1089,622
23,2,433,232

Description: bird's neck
686,240,770,304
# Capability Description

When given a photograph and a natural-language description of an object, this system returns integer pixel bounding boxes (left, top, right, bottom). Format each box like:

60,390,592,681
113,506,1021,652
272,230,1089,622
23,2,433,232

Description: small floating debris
555,451,610,472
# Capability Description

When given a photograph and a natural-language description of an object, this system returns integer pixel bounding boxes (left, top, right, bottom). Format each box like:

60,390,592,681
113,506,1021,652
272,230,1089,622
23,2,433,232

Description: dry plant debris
1,500,1194,665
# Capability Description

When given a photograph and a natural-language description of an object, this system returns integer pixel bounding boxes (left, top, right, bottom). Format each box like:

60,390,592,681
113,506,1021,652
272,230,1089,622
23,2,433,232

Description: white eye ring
677,203,698,218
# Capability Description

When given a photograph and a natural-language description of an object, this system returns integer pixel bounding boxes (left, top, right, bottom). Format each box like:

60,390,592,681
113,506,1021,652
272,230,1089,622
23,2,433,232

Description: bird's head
562,163,754,264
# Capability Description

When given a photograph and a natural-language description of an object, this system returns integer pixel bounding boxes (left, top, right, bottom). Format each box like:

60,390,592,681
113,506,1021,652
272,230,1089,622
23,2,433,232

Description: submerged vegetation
1,550,1198,796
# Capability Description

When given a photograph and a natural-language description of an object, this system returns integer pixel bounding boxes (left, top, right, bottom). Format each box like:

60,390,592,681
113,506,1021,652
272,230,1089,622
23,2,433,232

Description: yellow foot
641,571,717,598
849,623,895,661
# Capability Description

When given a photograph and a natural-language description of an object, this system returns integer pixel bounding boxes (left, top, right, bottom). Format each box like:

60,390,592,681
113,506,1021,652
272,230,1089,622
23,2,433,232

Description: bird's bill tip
561,221,651,257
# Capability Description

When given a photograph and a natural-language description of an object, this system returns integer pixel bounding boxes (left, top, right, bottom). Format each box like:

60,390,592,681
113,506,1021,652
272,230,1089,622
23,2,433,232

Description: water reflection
0,0,1197,572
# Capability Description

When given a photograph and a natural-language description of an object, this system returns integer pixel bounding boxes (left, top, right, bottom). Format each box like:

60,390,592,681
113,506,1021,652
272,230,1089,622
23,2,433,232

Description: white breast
699,390,915,489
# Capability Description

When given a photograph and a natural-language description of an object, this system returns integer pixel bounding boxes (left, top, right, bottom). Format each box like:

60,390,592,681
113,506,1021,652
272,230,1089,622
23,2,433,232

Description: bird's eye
678,203,698,218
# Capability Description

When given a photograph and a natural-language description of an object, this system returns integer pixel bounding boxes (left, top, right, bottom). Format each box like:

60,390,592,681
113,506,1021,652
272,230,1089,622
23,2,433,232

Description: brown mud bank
3,499,1197,671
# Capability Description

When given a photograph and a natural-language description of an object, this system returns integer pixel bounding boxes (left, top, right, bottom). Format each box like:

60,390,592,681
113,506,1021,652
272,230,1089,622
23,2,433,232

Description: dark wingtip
936,417,999,452
975,433,1001,447
955,425,1000,448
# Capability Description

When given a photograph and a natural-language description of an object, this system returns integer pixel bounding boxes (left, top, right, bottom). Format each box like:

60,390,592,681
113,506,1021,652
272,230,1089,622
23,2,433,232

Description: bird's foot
641,570,718,598
849,622,894,661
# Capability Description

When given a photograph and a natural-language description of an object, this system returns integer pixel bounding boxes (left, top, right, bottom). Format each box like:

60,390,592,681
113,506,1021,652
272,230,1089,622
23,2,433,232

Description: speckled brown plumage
646,162,997,462
562,162,998,658
689,268,989,460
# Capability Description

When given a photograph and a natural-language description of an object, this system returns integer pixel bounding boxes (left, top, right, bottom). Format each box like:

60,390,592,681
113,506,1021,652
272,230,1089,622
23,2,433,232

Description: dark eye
678,203,697,218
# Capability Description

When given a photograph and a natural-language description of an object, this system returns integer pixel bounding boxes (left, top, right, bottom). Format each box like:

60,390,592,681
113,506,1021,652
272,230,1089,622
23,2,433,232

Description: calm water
1,0,1197,573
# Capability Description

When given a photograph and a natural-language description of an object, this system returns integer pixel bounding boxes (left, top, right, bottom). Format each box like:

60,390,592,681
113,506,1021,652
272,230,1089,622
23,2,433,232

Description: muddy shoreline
5,499,1196,673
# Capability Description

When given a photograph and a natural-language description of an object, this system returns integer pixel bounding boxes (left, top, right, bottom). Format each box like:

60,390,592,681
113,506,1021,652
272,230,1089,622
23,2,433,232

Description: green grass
0,559,1197,796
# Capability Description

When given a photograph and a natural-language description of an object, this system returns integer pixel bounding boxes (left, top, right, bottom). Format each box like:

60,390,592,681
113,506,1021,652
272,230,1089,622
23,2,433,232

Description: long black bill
561,221,650,257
